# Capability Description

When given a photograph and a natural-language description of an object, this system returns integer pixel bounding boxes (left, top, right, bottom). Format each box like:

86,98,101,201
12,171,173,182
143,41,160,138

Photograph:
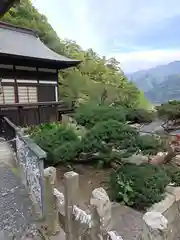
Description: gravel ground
0,165,37,239
111,203,143,240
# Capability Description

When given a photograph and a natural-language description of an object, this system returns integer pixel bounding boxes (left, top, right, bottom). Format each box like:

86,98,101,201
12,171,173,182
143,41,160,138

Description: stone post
43,167,60,236
64,171,79,240
89,187,112,240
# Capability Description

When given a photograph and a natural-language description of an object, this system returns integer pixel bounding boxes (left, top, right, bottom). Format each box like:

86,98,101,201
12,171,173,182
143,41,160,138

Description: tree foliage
73,104,126,129
126,108,155,123
2,0,150,108
29,118,166,166
156,100,180,122
30,123,80,166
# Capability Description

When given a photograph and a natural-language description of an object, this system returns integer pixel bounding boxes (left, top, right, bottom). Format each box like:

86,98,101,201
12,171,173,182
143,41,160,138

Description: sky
32,0,180,73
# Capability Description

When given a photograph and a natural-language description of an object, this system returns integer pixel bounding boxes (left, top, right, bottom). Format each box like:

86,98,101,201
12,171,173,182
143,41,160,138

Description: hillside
1,0,150,109
128,61,180,92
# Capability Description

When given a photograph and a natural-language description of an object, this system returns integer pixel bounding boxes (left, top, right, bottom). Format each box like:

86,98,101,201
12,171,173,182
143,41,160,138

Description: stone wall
141,186,180,240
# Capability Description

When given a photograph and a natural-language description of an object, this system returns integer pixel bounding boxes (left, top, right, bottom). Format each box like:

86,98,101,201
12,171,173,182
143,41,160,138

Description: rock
154,126,165,134
166,185,180,201
143,212,168,231
172,155,180,166
61,115,75,124
129,123,142,130
0,231,8,240
90,187,112,231
107,231,123,240
125,154,149,165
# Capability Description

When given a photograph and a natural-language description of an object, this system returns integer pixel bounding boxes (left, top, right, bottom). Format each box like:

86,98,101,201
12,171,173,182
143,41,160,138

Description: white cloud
112,49,180,73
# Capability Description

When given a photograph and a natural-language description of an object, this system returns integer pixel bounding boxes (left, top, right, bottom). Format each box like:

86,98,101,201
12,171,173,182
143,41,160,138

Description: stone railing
43,167,123,240
0,116,46,218
142,185,180,240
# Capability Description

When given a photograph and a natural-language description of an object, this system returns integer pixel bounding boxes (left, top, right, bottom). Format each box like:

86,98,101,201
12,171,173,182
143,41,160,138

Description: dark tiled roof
0,22,81,68
0,0,17,17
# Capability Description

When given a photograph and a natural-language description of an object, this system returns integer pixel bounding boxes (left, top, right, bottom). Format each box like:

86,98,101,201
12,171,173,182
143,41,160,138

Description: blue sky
32,0,180,73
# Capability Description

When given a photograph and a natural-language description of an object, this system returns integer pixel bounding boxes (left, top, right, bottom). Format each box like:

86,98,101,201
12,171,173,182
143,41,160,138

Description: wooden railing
43,167,123,240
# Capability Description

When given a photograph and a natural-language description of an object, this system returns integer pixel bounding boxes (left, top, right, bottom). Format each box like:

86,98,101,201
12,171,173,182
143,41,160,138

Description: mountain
145,74,180,103
128,61,180,92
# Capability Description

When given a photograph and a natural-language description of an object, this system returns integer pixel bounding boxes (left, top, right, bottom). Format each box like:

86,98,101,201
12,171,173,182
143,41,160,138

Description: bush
110,163,171,210
53,141,80,164
30,121,167,167
83,120,165,156
126,108,155,123
136,135,166,155
81,120,139,154
79,120,167,165
163,165,180,186
30,123,80,166
73,103,126,129
156,100,180,121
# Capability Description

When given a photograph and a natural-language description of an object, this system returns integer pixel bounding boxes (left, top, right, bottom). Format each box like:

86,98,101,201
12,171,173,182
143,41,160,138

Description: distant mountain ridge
128,61,180,92
128,61,180,103
145,74,180,103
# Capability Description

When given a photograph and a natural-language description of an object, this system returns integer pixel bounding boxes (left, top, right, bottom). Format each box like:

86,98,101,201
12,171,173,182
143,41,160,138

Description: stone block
166,186,180,201
142,189,180,240
149,193,175,214
163,201,178,224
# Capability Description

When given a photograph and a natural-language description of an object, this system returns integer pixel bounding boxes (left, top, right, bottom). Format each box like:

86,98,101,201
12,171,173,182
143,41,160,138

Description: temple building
0,1,80,126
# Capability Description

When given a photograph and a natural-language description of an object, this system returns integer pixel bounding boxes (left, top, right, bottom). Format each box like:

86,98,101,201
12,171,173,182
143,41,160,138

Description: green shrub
79,120,166,163
136,135,166,155
30,121,167,167
156,100,180,121
80,120,139,156
28,123,60,137
126,108,155,123
110,163,171,210
87,120,138,147
163,165,180,186
53,141,80,164
31,123,79,166
73,103,126,129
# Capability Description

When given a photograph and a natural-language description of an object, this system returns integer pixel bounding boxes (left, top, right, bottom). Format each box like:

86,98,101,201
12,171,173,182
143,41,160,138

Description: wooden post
64,171,79,240
43,167,60,236
37,106,41,125
18,106,23,126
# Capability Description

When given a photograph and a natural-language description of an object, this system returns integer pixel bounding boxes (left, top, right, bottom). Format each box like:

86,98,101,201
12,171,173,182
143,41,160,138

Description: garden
26,103,180,211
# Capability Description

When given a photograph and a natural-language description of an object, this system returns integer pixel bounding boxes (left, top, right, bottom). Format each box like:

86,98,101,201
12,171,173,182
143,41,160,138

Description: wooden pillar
13,65,19,104
38,106,41,125
18,106,23,126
